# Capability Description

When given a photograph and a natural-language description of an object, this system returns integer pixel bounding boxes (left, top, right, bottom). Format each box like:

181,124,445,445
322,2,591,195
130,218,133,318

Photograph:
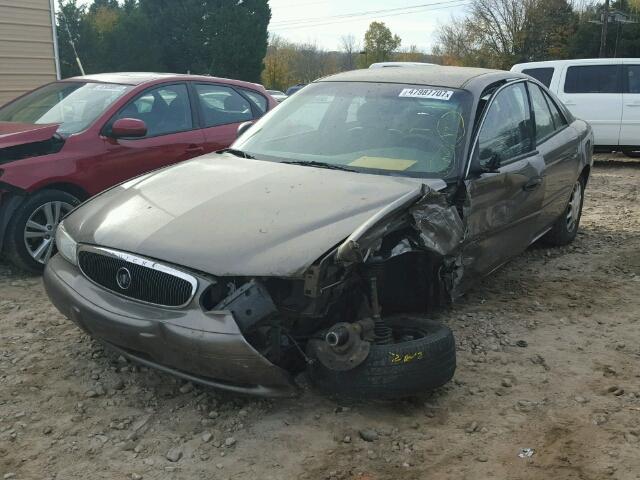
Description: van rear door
557,63,622,147
621,61,640,148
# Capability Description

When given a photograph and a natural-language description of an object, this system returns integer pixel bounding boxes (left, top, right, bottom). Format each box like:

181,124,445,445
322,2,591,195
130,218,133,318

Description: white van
511,58,640,156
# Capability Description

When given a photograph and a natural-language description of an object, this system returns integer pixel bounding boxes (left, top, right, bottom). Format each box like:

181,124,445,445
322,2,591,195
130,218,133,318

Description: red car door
191,83,259,152
88,83,205,193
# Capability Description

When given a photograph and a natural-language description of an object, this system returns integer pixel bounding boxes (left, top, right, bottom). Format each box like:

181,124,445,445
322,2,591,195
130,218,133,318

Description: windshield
0,82,133,136
235,81,473,179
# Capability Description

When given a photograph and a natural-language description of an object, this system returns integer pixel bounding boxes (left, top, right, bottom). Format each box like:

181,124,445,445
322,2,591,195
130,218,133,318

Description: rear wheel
542,177,584,246
307,316,456,399
4,190,80,272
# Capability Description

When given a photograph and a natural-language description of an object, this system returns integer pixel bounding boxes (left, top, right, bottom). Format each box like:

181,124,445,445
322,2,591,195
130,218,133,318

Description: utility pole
59,7,85,75
600,0,610,57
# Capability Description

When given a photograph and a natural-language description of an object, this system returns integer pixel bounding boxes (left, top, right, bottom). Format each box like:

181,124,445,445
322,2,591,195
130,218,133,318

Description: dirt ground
1,157,639,480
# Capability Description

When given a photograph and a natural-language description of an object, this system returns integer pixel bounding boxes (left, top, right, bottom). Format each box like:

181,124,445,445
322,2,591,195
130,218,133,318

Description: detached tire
307,316,456,398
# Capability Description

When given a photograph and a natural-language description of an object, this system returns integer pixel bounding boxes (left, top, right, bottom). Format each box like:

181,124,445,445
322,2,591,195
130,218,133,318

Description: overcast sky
267,0,469,51
74,0,469,52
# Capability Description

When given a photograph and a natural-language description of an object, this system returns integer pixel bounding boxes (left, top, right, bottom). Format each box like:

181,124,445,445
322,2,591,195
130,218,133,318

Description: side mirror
237,121,254,138
111,118,147,139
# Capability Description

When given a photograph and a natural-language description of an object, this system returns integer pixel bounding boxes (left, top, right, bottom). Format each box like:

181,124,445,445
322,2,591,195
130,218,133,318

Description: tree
57,0,271,82
138,0,270,81
340,34,359,70
262,35,297,91
434,0,579,69
360,21,401,67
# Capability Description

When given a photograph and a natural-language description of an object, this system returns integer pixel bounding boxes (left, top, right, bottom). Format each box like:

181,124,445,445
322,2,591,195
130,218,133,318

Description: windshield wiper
217,148,255,159
281,160,357,172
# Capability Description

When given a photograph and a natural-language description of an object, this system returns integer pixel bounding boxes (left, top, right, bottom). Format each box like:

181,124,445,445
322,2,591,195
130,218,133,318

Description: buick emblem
116,267,132,290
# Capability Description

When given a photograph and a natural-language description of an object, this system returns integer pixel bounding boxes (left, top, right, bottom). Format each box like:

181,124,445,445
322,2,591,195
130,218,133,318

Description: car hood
66,154,446,277
0,122,60,149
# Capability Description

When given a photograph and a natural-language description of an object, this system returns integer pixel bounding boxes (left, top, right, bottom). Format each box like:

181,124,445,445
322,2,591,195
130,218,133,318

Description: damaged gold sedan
44,66,593,397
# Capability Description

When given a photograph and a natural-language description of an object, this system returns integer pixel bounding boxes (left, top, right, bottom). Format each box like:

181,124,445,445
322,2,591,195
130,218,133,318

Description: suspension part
370,276,393,345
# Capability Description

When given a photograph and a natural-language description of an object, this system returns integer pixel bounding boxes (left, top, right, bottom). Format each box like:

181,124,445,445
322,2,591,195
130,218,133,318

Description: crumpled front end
45,181,468,397
44,254,297,397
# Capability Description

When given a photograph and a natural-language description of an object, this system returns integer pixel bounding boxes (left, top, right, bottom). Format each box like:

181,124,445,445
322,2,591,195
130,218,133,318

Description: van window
624,65,640,93
522,68,554,88
564,65,620,94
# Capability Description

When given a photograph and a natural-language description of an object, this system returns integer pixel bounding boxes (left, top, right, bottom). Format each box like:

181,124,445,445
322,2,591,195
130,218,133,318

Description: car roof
318,65,521,90
62,72,264,90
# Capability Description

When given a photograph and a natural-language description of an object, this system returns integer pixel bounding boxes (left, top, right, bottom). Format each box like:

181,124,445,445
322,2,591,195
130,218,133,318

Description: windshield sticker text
399,88,453,100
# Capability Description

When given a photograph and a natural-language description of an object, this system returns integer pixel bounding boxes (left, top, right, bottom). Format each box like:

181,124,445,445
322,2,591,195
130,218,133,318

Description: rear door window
543,91,568,129
522,67,554,88
195,84,253,127
529,84,555,142
239,88,268,114
564,65,621,93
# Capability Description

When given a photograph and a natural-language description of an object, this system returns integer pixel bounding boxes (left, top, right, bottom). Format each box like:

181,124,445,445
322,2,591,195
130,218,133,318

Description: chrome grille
77,246,197,307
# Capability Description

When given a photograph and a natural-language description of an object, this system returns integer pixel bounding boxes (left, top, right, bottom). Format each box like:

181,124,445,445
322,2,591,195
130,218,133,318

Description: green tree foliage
567,3,640,58
56,0,270,82
360,21,402,67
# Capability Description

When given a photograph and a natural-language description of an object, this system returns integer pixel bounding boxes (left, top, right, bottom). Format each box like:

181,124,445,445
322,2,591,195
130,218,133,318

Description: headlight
55,221,78,266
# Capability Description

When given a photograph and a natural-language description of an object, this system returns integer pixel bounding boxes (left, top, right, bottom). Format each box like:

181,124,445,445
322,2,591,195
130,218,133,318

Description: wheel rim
23,201,74,264
566,181,582,233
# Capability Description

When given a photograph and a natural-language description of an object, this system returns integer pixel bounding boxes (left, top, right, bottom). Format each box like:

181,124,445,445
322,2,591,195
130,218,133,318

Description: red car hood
0,122,60,149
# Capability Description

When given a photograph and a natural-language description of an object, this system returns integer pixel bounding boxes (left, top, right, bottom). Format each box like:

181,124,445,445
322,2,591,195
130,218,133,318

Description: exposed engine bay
198,185,464,378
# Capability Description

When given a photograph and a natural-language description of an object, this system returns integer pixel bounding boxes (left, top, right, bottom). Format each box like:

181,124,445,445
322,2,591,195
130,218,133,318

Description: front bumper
43,254,297,397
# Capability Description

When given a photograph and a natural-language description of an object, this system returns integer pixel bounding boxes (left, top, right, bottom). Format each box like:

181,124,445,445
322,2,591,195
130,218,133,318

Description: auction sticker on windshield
399,88,453,100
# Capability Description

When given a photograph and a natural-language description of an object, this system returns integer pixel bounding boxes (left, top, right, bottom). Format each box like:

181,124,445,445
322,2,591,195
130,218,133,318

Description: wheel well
580,165,591,185
37,183,89,201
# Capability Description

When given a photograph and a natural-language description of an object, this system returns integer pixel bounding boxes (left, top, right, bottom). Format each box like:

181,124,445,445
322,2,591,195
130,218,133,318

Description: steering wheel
401,132,438,151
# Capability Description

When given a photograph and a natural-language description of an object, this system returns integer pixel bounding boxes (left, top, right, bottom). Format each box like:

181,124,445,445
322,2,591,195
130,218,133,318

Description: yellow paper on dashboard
349,157,416,171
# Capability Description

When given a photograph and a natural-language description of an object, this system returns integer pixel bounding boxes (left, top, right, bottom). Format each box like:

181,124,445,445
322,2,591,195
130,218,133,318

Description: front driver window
478,82,532,167
111,84,193,138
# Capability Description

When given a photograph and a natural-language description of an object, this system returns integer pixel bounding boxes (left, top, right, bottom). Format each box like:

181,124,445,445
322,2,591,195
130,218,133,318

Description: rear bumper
43,254,297,397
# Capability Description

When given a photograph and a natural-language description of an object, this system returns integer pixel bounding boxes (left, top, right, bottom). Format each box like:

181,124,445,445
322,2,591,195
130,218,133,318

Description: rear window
564,65,620,94
522,68,554,87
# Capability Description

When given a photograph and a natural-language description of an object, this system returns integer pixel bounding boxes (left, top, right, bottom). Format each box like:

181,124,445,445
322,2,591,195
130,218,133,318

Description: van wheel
542,177,584,246
307,316,456,399
4,190,80,272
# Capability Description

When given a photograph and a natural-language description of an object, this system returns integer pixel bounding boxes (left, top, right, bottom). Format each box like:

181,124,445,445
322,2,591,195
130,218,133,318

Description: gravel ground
1,158,639,480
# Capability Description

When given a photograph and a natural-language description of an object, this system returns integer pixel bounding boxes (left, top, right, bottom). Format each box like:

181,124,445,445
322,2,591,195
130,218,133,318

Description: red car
0,73,276,271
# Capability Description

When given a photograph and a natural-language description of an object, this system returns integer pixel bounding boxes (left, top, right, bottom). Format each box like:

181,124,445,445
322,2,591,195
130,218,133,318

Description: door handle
185,144,205,155
625,103,640,107
523,177,543,191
